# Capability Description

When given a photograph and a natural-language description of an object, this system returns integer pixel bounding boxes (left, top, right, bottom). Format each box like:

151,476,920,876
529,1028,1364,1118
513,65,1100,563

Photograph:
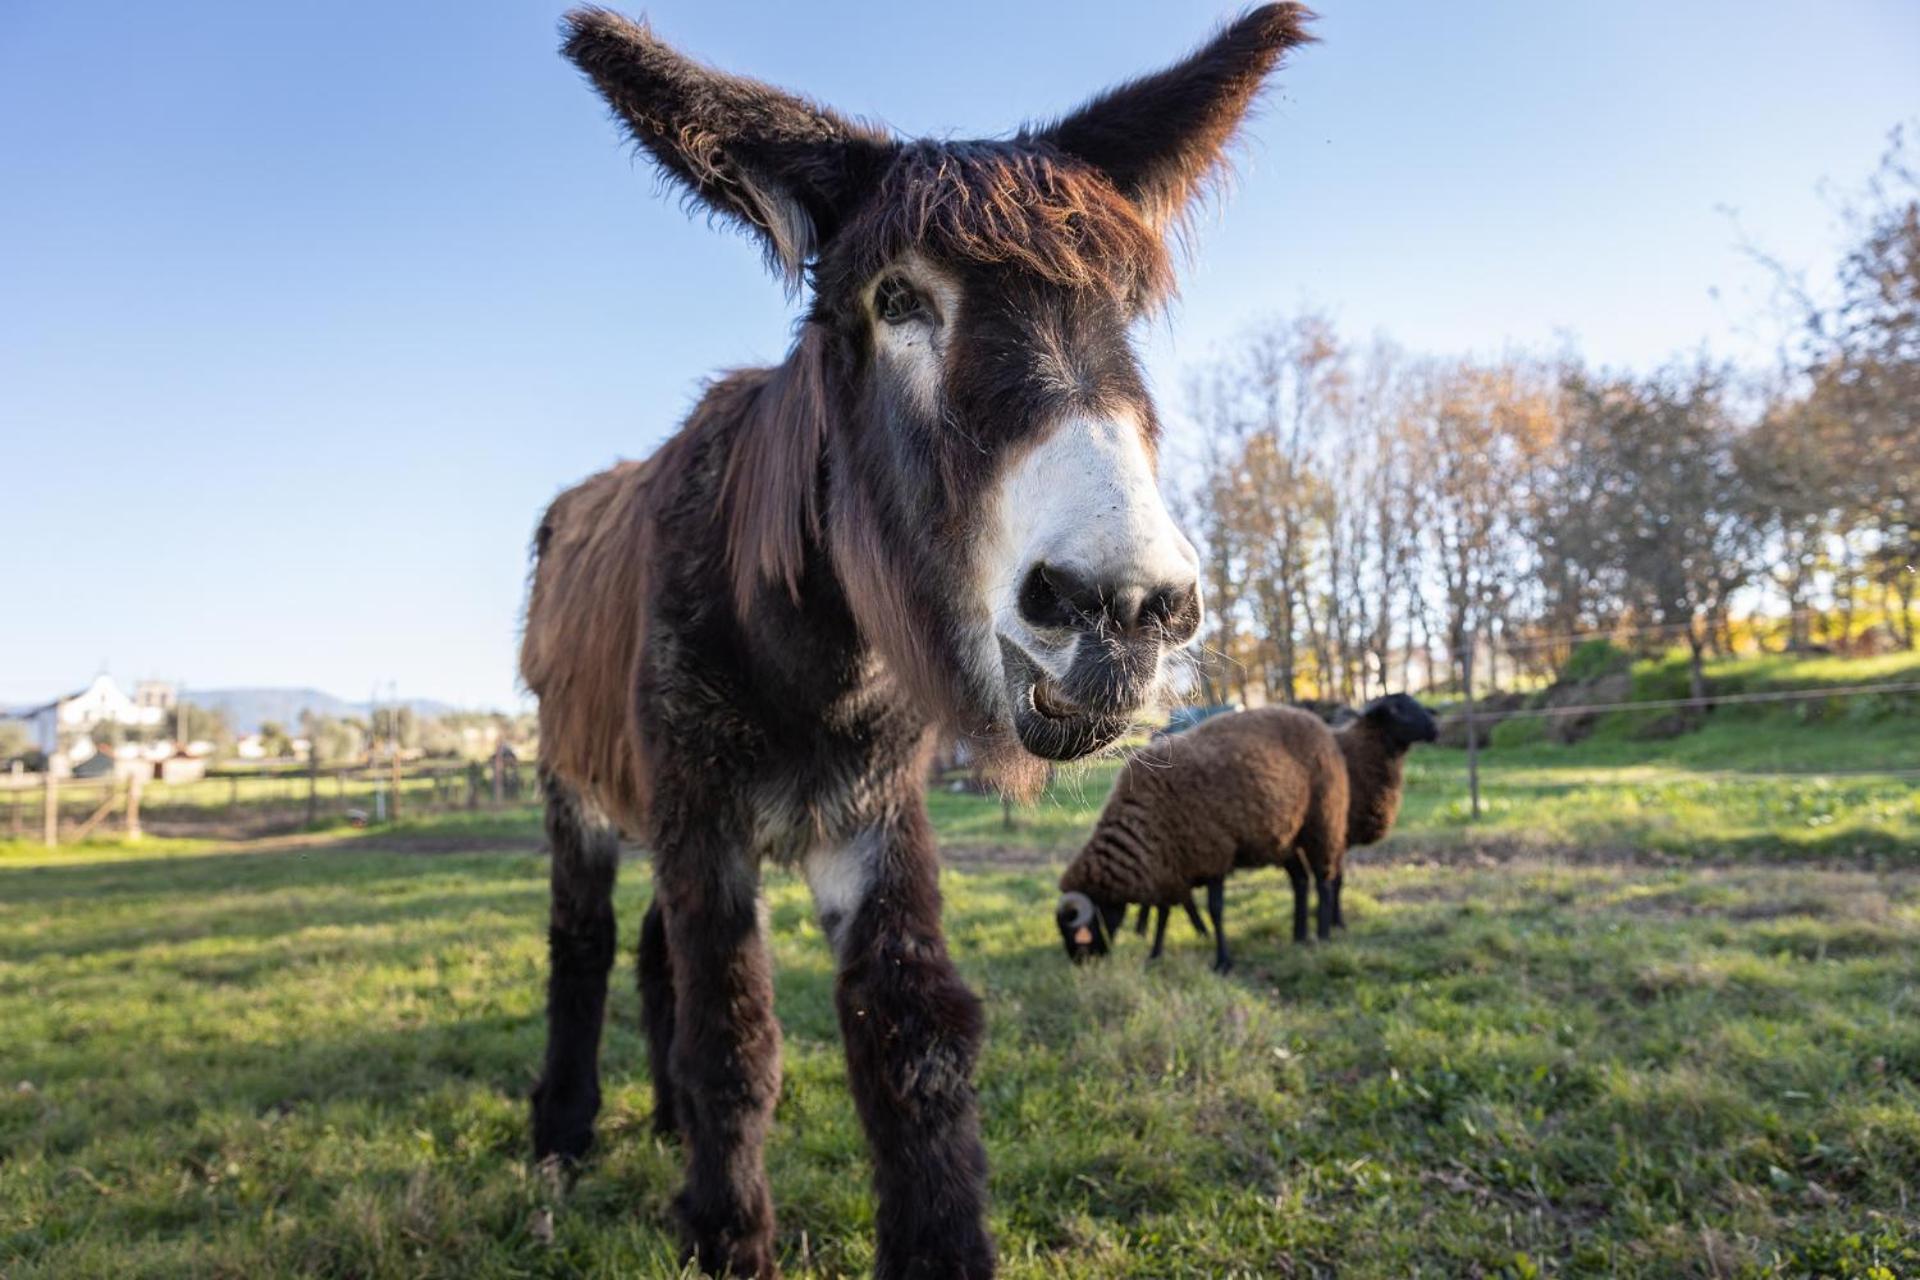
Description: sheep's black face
1056,891,1126,963
1365,693,1439,748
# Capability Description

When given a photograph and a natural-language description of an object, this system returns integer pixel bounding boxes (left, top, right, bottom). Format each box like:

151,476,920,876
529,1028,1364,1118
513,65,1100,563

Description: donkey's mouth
998,635,1131,760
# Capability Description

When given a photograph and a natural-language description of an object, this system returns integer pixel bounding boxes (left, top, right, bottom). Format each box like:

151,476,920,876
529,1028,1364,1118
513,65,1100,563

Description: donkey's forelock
820,143,1172,310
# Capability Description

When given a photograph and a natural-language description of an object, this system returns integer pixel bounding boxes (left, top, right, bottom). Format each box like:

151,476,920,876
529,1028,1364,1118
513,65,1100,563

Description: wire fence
1432,676,1920,817
1434,679,1920,726
5,674,1916,847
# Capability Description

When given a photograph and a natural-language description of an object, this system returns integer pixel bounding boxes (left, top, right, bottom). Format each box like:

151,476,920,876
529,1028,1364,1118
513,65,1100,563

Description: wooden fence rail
0,758,535,846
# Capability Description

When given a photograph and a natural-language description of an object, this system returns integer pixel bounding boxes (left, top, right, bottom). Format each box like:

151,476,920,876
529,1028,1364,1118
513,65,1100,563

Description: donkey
523,7,1313,1276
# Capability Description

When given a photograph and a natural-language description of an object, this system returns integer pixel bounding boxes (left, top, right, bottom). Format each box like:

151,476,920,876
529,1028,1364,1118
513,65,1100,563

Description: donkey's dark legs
823,815,993,1280
531,773,621,1164
1330,874,1346,930
1205,876,1231,974
637,898,679,1137
656,849,782,1279
1284,859,1311,944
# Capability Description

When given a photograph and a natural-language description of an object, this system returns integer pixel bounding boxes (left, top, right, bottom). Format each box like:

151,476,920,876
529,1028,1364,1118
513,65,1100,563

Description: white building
8,674,176,754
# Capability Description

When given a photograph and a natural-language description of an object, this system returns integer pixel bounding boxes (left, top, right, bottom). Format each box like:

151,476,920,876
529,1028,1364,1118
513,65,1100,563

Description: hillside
184,688,462,734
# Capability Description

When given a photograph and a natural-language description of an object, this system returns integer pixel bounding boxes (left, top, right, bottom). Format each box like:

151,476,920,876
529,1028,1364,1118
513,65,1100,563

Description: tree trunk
1897,570,1917,650
1686,624,1708,708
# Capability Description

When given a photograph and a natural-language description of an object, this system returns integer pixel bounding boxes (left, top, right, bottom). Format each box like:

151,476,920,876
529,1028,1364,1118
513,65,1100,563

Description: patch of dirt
203,828,556,859
1364,835,1919,875
940,844,1058,871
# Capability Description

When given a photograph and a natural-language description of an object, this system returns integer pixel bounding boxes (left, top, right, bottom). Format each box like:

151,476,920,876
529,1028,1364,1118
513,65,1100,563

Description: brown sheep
1056,707,1349,973
1055,694,1438,970
1327,693,1439,927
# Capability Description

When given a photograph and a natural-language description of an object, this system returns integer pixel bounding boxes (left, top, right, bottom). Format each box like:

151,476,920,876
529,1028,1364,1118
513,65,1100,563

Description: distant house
158,752,208,784
7,675,177,754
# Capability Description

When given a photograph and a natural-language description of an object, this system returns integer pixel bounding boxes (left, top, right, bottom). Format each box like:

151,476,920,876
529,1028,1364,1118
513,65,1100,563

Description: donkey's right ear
562,8,893,286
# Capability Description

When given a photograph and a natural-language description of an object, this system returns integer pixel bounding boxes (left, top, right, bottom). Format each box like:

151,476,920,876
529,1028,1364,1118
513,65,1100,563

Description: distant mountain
183,688,464,734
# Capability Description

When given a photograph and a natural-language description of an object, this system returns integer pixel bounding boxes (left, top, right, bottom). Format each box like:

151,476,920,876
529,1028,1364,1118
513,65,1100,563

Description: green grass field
4,649,1918,1277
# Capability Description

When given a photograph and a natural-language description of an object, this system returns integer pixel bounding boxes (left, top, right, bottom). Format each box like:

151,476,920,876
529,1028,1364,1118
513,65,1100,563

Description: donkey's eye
875,276,927,326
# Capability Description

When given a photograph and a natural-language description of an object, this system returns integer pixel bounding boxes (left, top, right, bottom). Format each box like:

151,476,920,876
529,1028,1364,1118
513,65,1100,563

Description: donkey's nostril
1016,562,1094,631
1142,582,1201,640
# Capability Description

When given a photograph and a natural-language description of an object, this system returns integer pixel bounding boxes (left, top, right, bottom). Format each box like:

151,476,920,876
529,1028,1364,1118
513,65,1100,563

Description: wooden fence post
307,755,319,827
43,772,59,848
492,743,505,807
1463,644,1481,821
126,774,143,841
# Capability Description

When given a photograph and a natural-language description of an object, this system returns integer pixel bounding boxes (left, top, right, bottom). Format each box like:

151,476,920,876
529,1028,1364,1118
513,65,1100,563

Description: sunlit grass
3,843,1917,1277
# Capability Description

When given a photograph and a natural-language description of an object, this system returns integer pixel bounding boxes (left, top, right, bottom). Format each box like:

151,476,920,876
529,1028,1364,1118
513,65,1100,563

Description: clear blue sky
4,1,1914,710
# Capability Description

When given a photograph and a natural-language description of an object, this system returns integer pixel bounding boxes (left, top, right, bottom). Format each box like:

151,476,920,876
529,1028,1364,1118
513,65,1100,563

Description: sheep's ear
1027,5,1315,232
563,8,894,285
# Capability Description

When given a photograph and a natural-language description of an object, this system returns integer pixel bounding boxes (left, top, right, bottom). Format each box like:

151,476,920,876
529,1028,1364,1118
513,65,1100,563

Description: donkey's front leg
657,846,782,1278
809,810,993,1280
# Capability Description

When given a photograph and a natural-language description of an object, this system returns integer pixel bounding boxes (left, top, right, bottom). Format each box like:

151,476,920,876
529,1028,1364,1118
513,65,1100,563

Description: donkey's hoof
530,1082,599,1165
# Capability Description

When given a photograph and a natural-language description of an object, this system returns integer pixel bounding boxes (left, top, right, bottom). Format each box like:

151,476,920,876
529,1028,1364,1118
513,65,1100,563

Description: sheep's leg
656,829,781,1278
807,815,993,1280
1148,904,1172,960
1284,859,1311,944
1314,871,1335,941
1330,874,1347,930
1181,891,1209,937
1205,877,1232,974
531,771,621,1165
637,898,678,1136
1134,903,1152,936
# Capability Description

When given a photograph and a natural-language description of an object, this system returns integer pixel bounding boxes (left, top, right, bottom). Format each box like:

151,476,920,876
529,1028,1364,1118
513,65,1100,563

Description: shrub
1488,716,1547,749
1560,639,1630,684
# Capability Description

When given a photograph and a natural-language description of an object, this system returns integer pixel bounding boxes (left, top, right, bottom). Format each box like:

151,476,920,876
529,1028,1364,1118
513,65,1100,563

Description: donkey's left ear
1028,5,1315,232
563,8,894,285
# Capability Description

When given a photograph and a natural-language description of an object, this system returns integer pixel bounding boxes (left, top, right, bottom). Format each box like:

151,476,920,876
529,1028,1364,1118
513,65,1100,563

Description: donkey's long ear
563,8,892,285
1029,5,1315,232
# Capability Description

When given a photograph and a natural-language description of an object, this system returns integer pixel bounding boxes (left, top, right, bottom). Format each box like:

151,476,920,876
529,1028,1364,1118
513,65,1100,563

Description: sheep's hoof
1211,958,1234,975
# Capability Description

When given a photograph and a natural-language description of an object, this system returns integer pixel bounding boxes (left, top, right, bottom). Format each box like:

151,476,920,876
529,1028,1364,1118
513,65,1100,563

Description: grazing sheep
1056,707,1349,972
1055,694,1440,969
